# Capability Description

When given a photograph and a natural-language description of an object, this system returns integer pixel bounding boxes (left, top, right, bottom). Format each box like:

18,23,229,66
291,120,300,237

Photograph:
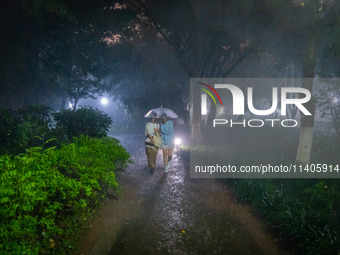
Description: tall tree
0,0,135,109
124,0,273,143
269,0,338,164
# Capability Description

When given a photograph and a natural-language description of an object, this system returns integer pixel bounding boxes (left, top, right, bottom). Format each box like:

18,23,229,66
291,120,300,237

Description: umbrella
144,106,178,118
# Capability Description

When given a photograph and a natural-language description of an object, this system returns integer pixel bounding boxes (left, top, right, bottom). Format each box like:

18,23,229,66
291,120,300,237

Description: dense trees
122,0,270,141
123,0,340,162
0,0,134,109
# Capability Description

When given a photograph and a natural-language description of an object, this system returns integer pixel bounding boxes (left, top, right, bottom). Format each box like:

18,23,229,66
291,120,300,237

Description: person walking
145,117,160,173
159,114,175,172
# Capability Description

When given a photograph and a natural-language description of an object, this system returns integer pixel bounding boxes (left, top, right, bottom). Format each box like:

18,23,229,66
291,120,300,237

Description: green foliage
0,0,135,108
16,105,55,150
53,107,112,142
0,106,55,155
0,105,115,156
227,178,340,255
0,136,131,254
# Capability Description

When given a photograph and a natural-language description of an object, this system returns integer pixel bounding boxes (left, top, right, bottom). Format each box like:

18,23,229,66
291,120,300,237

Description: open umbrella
144,106,178,118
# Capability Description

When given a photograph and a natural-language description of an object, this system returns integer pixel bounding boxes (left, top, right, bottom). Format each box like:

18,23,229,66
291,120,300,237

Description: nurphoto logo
194,79,312,128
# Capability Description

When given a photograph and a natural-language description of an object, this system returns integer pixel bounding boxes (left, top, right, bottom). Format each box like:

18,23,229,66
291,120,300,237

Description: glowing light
101,98,108,105
174,138,181,145
333,97,339,104
68,103,73,109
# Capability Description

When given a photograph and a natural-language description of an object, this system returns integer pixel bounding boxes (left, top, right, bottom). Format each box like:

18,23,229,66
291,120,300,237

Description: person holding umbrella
144,106,178,173
145,115,160,173
159,114,175,172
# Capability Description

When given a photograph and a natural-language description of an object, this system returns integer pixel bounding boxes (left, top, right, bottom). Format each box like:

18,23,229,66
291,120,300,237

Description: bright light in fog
333,97,339,104
101,98,108,105
175,138,181,145
68,102,73,109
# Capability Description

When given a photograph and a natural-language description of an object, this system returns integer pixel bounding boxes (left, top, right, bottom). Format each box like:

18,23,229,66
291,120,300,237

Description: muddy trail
76,135,289,255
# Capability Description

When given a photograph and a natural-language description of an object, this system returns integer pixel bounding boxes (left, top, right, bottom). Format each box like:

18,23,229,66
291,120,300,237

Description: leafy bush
0,136,131,254
0,105,54,155
53,107,112,142
0,105,114,156
16,105,55,150
227,178,340,255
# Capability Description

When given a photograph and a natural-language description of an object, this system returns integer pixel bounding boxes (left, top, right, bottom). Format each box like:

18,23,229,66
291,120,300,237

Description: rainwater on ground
75,135,290,255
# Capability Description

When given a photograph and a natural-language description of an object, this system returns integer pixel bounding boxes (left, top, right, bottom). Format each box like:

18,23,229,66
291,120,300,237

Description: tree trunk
191,84,203,145
296,40,316,165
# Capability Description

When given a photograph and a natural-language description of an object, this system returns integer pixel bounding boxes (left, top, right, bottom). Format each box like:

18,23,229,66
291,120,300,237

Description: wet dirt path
76,135,289,255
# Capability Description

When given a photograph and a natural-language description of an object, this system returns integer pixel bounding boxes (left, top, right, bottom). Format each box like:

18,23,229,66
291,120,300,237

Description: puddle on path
75,135,290,255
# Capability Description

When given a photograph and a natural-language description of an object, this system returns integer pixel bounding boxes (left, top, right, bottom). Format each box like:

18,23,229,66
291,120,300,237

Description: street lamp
175,137,182,146
101,98,108,105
